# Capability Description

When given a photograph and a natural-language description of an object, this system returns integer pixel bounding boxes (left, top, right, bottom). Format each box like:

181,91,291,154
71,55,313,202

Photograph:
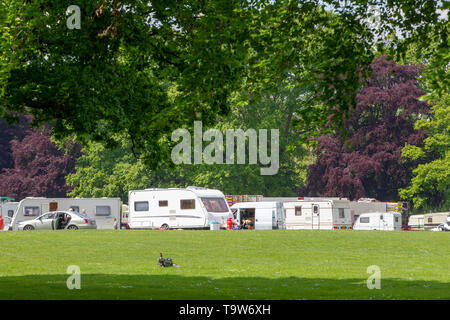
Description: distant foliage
0,122,81,200
399,94,450,210
0,116,30,170
301,57,431,201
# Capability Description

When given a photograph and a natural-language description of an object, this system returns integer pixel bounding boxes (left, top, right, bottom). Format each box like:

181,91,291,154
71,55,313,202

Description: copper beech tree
301,57,431,201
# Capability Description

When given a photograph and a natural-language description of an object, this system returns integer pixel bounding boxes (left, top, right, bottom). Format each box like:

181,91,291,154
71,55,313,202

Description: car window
40,212,55,220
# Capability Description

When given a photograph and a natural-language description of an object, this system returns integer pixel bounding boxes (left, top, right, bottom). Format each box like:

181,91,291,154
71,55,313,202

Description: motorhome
423,212,450,230
353,212,402,231
408,214,424,230
230,201,285,230
9,197,122,230
283,199,353,230
128,187,232,230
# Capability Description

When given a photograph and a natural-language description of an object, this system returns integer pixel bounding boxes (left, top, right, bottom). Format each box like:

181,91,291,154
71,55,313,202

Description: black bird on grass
158,252,180,267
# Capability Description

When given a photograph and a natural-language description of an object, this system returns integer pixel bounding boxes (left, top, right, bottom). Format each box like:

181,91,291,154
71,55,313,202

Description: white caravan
230,201,285,230
9,197,121,230
128,187,232,229
353,212,402,231
408,214,424,230
283,199,352,230
0,202,18,230
424,212,450,230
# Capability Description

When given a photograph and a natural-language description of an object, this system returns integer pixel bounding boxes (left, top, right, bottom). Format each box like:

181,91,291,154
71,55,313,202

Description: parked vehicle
17,211,97,230
0,201,18,230
230,201,285,230
9,197,121,230
408,214,425,230
120,204,130,229
128,186,232,230
283,199,353,230
353,212,402,231
424,212,450,230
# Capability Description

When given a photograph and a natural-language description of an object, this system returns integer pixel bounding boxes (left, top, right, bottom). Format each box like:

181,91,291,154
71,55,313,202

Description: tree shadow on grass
0,274,448,300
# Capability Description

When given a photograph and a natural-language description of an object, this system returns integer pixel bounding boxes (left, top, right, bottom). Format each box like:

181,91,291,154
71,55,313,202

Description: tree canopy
301,57,431,201
399,94,450,210
0,122,81,199
1,1,447,170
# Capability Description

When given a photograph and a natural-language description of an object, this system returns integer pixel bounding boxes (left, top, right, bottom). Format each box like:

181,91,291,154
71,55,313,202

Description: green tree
67,82,313,201
1,1,446,170
399,94,450,210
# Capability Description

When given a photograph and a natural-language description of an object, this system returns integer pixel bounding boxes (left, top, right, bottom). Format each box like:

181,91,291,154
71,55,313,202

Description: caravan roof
136,187,225,198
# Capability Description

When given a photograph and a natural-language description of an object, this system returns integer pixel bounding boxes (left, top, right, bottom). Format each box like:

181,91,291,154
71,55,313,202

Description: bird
158,252,180,267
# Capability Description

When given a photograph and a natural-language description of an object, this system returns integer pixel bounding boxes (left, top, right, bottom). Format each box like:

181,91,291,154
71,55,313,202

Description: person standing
113,218,119,230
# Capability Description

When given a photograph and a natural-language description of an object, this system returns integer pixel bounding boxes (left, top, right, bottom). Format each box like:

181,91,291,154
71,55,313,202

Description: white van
353,212,402,231
230,201,285,230
283,199,353,230
9,197,121,230
128,187,232,230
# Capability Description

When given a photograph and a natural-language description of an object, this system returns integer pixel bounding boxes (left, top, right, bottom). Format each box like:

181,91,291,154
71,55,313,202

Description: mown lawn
0,229,448,299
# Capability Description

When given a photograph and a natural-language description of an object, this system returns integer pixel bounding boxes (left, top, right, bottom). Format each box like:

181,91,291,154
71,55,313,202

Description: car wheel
23,225,34,231
67,225,78,230
120,224,127,230
161,224,169,230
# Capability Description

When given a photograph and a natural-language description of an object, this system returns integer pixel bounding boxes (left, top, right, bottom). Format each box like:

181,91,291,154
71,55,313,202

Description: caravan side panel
10,198,121,230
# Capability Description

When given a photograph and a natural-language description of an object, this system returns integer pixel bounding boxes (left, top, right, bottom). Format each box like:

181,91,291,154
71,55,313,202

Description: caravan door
255,208,272,230
311,204,320,229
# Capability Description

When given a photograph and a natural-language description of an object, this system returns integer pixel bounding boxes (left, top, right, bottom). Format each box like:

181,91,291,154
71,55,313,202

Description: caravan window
313,205,319,214
295,206,302,216
180,199,195,210
24,206,39,216
201,198,228,213
395,217,399,223
428,217,432,223
134,201,149,212
95,206,111,216
360,217,370,223
338,208,345,218
159,200,168,207
7,210,14,217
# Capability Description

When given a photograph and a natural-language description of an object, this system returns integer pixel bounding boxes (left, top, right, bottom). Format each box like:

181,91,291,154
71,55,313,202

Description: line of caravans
1,188,447,231
230,198,402,230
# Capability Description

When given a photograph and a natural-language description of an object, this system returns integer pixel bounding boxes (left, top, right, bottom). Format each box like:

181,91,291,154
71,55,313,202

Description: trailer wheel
67,225,78,230
161,224,169,230
23,225,34,231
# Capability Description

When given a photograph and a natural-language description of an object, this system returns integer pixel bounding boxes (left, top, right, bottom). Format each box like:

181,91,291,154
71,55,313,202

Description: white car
431,222,450,232
17,211,97,230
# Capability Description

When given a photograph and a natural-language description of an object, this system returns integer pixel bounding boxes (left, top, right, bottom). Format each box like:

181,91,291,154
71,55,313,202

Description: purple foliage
0,122,81,200
301,57,430,201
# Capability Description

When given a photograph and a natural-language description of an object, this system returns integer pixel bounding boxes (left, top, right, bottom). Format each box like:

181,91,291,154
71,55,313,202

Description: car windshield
201,197,229,213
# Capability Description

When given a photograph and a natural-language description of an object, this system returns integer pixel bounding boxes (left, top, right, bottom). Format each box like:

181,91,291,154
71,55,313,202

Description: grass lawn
0,229,448,300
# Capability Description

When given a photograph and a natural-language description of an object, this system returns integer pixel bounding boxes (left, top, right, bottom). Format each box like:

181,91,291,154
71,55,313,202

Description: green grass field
0,229,448,300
